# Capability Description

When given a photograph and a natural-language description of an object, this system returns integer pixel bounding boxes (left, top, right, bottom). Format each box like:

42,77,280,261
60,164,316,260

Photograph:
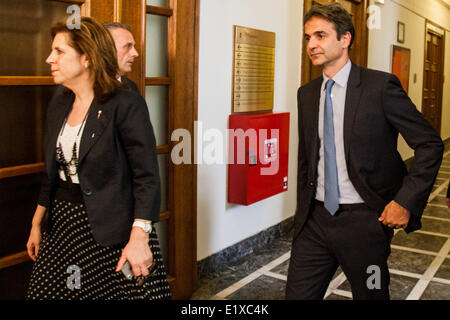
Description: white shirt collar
321,59,352,90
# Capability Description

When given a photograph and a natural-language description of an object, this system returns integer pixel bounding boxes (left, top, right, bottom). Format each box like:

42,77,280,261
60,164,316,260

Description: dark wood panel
0,1,69,76
0,86,54,168
146,5,173,17
168,0,197,299
159,210,170,221
145,77,171,86
0,252,30,270
89,0,115,23
157,145,170,154
0,77,55,86
121,0,146,94
51,0,86,4
422,23,445,134
0,260,33,300
0,163,45,180
0,173,43,258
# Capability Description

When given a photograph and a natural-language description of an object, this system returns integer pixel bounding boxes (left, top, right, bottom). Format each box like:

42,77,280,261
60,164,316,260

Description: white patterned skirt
26,181,171,300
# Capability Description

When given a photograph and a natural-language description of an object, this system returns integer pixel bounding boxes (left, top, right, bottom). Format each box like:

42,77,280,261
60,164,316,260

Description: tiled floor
192,151,450,300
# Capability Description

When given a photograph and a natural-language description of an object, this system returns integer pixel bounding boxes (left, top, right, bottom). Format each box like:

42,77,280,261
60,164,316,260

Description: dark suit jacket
38,87,161,246
122,76,139,93
294,62,443,240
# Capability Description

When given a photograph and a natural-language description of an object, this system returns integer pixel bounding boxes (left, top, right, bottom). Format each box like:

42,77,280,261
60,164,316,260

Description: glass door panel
158,154,168,213
154,221,168,267
0,0,69,76
145,3,171,274
0,86,54,167
145,14,169,77
145,85,168,146
147,0,170,7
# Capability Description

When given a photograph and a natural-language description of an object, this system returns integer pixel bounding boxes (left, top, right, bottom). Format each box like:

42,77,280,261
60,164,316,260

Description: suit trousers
286,200,394,300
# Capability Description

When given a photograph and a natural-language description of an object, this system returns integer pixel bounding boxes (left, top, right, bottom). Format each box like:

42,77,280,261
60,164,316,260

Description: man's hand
379,200,410,229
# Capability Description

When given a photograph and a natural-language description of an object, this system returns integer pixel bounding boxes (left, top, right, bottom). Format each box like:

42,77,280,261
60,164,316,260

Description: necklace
56,107,90,180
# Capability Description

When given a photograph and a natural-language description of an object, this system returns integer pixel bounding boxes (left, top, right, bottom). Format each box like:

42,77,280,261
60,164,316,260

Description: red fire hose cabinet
228,112,290,205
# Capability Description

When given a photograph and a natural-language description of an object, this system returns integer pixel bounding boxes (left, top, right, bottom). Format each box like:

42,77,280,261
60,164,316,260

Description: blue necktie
324,79,339,215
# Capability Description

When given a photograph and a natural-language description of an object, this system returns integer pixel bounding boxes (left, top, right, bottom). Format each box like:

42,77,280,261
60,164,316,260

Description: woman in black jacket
25,17,170,300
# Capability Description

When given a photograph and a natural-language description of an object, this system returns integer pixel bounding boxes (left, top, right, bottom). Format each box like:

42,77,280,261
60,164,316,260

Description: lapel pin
97,110,102,119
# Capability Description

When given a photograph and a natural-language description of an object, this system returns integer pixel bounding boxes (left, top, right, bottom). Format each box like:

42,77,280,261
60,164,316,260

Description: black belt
54,179,84,203
313,199,368,211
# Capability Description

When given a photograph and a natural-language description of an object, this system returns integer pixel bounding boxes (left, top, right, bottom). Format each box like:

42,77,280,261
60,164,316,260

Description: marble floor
192,151,450,300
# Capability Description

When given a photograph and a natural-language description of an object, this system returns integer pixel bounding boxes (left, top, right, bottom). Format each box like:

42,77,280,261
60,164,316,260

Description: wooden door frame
422,20,445,134
88,0,199,299
165,0,198,299
301,0,369,85
120,0,199,299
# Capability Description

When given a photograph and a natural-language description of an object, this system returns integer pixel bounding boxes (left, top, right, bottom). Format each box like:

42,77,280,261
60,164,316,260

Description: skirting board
197,216,294,279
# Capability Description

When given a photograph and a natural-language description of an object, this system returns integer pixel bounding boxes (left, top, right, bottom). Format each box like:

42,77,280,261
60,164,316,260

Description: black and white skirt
26,182,171,300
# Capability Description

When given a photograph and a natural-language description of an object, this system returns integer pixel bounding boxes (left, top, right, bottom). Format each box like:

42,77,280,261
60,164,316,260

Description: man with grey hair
104,22,139,92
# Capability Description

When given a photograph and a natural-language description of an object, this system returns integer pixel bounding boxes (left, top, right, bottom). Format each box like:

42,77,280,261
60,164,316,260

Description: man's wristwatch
132,221,152,233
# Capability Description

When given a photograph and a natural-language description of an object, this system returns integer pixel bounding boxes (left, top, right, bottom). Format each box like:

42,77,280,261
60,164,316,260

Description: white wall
196,0,302,261
367,0,450,159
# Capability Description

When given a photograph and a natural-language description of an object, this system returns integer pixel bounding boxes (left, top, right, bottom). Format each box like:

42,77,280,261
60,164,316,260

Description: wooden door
141,0,198,299
0,0,88,300
301,0,368,85
0,0,198,300
422,23,445,134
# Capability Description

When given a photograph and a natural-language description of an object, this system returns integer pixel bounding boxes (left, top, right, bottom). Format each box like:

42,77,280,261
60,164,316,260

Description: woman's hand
26,226,42,261
27,205,47,261
116,227,153,277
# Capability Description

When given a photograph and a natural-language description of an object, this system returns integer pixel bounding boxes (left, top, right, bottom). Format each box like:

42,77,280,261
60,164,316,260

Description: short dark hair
304,2,355,49
103,22,132,32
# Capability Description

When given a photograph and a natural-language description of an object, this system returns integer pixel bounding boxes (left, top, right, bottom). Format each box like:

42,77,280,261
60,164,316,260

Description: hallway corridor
192,151,450,300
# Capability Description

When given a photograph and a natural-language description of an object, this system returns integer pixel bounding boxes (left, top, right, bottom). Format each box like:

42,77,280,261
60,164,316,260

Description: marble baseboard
197,216,294,279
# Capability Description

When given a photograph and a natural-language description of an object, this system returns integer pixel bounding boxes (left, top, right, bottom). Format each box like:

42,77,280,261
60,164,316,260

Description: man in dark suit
286,3,443,300
104,22,139,92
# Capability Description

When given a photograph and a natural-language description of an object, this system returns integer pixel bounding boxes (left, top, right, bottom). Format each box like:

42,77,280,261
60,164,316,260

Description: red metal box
228,112,290,205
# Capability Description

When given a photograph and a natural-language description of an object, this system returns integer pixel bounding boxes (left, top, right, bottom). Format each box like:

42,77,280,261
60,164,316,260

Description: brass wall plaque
232,26,275,113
